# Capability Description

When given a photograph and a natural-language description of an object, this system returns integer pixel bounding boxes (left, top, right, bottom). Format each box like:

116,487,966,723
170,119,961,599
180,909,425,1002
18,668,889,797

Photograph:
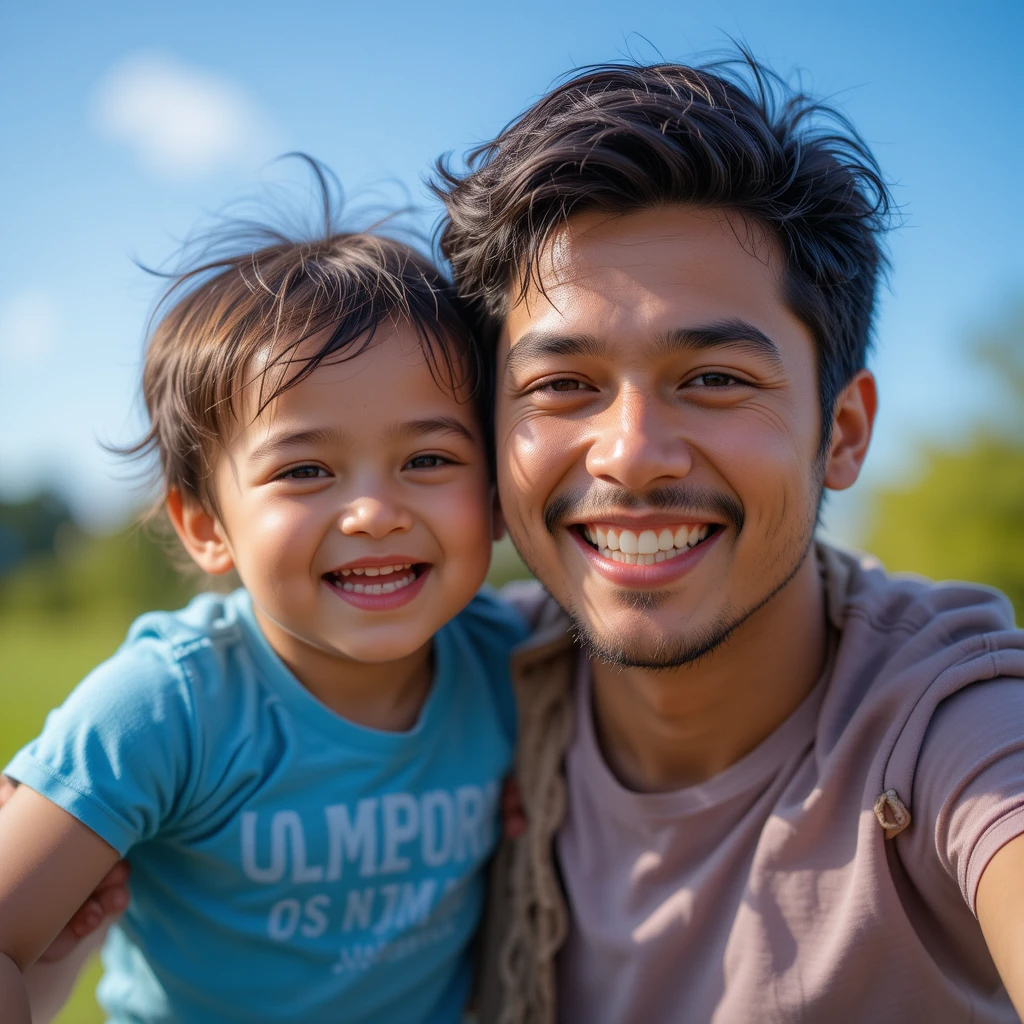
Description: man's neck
589,550,828,792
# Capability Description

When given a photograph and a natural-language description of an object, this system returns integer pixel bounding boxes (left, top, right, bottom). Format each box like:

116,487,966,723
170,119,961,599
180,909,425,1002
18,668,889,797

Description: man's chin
566,607,741,670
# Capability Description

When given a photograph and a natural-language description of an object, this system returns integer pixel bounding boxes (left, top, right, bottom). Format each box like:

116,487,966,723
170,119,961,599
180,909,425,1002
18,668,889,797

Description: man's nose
339,494,414,539
585,386,693,490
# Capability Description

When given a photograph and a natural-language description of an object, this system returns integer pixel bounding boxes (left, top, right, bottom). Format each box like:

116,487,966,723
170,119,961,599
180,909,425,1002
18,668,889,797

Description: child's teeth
337,570,417,596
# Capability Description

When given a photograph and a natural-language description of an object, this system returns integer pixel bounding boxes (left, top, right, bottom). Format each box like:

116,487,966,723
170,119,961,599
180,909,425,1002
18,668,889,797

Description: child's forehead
238,326,479,440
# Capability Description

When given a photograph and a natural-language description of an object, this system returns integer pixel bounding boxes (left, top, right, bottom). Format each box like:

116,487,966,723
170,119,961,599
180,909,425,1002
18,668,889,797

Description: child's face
198,325,495,666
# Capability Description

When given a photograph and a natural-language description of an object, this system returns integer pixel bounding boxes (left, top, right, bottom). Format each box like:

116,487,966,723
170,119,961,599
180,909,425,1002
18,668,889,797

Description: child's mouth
321,563,430,605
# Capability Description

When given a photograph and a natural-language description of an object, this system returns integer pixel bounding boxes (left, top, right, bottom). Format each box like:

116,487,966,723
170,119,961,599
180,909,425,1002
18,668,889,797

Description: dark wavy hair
119,158,485,511
434,53,894,449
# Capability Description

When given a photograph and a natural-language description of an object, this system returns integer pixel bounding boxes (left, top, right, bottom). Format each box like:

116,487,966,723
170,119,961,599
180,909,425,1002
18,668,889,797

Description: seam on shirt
160,648,205,837
10,754,135,851
964,803,1024,916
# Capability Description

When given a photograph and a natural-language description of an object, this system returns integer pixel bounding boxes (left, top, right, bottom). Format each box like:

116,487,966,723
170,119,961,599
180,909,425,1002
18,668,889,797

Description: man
433,56,1024,1021
18,54,1024,1023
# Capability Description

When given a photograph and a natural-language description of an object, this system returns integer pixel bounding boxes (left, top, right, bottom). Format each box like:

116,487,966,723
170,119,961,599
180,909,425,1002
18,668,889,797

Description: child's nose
338,497,414,539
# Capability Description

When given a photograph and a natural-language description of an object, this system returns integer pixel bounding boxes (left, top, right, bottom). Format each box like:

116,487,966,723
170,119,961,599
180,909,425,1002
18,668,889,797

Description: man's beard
562,539,811,670
510,473,824,670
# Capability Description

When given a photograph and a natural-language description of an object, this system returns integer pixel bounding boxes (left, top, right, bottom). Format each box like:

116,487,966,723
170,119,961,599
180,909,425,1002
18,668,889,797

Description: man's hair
123,163,484,509
434,53,894,448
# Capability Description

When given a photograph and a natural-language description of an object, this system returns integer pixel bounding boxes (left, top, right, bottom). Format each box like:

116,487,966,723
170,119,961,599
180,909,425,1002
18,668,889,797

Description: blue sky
1,0,1021,539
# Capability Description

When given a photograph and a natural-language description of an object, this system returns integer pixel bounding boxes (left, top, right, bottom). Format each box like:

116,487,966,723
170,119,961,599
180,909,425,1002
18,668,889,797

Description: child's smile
195,323,496,699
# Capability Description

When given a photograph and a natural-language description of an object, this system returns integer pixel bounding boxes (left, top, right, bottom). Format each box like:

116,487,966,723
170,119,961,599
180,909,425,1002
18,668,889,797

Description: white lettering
380,793,419,874
373,883,401,935
242,810,324,884
267,898,301,940
455,786,484,861
325,799,378,880
300,894,330,938
394,879,437,930
421,790,455,867
341,888,375,932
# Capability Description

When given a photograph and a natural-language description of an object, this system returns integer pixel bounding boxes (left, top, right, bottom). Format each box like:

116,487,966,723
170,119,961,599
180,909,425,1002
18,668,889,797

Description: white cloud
92,52,276,179
0,289,60,368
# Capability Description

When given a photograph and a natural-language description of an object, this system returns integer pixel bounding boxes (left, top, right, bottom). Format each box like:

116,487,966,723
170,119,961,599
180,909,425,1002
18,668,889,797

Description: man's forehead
503,209,786,351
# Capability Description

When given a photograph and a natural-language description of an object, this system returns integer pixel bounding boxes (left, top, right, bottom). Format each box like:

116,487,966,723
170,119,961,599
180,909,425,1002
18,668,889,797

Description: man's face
495,205,831,667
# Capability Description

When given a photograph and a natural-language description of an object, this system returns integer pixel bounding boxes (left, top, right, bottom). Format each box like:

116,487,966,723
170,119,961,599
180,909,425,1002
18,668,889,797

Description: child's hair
124,158,487,512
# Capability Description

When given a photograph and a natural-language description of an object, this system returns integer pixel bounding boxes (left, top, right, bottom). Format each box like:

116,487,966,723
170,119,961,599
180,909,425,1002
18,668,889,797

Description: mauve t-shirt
557,654,1024,1022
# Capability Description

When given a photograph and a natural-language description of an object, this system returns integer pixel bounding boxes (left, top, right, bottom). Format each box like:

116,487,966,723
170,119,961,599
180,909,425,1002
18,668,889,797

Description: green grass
1,610,134,1024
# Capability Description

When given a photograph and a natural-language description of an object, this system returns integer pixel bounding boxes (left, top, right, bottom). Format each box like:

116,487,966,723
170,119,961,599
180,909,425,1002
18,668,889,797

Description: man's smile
568,520,723,586
577,522,716,565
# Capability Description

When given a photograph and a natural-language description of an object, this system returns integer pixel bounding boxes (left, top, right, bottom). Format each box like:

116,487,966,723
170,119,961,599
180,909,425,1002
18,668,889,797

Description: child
0,187,526,1023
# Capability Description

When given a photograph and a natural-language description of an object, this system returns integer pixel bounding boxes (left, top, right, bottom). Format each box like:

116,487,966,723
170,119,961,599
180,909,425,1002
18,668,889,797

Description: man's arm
0,785,122,1024
976,833,1024,1017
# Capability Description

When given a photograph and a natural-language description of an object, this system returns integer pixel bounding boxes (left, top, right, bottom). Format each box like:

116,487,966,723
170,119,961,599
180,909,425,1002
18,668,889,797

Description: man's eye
405,455,451,470
689,372,739,388
279,465,328,480
540,379,590,393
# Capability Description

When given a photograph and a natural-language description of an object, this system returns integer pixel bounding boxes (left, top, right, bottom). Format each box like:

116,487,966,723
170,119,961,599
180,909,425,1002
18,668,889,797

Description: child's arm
0,786,122,1024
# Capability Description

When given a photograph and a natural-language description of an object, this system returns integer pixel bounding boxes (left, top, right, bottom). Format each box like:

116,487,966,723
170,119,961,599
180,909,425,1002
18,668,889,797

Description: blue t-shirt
5,588,526,1024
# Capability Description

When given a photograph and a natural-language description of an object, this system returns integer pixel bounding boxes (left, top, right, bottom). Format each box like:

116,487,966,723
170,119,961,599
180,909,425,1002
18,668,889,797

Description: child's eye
404,454,452,471
278,465,329,480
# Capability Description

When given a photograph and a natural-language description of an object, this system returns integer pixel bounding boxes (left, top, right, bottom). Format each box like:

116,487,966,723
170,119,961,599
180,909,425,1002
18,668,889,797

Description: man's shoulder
822,542,1020,656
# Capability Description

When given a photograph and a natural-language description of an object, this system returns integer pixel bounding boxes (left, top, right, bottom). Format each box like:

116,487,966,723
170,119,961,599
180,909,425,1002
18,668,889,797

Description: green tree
863,302,1024,623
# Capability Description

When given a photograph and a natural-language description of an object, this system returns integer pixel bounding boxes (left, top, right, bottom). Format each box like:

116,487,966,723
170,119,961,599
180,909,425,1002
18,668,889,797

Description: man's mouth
576,523,717,565
322,563,425,596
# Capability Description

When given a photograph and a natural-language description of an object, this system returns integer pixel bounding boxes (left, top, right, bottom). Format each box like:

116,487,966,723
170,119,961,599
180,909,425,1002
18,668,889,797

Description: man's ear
491,490,507,543
165,488,235,575
823,369,878,492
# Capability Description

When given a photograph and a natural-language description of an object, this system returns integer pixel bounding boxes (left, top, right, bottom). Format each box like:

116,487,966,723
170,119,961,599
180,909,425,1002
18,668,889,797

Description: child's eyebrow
247,426,345,463
382,417,477,444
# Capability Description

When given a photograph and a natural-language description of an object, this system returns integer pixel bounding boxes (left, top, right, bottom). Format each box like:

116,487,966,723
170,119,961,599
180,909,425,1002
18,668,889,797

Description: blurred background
1,0,1021,1019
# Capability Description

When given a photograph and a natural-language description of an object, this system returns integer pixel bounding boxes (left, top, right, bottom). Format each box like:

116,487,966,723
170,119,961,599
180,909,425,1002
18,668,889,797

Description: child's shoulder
125,588,251,654
50,590,257,733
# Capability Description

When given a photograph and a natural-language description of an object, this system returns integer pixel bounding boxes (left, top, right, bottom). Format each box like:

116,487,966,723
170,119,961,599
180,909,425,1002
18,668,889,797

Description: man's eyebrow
504,331,607,378
382,416,477,444
247,426,346,463
658,318,784,366
504,319,784,378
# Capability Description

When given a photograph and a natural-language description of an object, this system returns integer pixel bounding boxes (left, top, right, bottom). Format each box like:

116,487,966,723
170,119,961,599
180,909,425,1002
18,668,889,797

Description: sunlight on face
496,206,825,667
210,325,495,672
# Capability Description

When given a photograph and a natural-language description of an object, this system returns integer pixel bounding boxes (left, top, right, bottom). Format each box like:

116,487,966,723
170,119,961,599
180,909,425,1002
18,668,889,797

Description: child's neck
252,607,434,732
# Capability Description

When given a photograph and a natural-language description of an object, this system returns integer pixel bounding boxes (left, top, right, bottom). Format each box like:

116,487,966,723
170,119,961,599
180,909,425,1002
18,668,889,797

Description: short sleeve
912,677,1024,913
4,637,197,856
456,588,530,743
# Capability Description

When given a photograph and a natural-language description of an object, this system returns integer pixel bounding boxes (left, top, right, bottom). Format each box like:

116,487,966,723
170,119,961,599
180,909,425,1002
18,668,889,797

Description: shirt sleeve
3,636,197,856
912,676,1024,914
459,588,531,744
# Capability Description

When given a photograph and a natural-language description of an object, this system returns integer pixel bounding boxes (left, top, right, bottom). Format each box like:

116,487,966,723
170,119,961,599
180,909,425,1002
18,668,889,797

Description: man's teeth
331,564,417,595
581,525,710,564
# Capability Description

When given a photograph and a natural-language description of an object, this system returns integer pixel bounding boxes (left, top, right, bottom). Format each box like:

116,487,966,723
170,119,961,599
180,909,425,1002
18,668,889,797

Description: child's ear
166,488,235,575
491,491,506,542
